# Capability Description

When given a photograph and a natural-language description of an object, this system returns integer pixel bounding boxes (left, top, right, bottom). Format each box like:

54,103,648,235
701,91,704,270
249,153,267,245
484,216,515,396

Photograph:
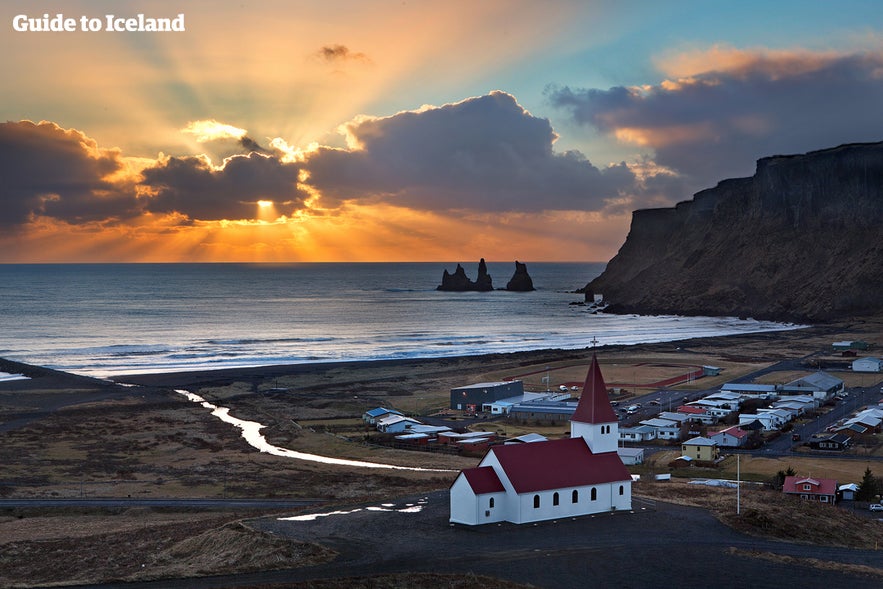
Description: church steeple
570,354,618,453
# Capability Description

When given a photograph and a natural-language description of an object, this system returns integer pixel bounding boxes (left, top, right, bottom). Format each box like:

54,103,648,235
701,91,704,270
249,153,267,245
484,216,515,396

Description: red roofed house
782,475,837,504
450,355,632,525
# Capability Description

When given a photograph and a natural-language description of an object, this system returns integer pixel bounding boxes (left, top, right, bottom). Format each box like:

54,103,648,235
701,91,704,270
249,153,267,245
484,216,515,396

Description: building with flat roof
450,380,524,412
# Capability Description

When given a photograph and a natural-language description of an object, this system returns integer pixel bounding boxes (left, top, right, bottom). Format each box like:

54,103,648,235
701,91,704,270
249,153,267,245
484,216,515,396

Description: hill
586,142,883,322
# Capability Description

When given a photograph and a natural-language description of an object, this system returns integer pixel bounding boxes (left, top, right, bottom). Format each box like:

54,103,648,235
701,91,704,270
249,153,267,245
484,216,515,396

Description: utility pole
737,453,741,516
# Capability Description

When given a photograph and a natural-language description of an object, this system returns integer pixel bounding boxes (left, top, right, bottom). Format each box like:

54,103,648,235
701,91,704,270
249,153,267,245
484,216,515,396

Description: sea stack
437,259,494,291
505,261,535,291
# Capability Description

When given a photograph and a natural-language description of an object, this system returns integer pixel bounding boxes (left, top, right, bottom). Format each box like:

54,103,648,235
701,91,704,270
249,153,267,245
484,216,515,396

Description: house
739,412,778,431
450,380,524,412
450,354,632,526
617,447,644,465
639,417,682,440
689,399,737,419
681,437,719,461
658,411,690,425
853,357,883,373
618,424,657,443
362,407,403,425
509,399,578,423
677,405,715,424
720,382,778,399
782,372,844,402
772,396,816,416
504,433,547,444
757,407,793,427
833,340,870,351
838,483,859,501
783,475,837,504
376,414,421,433
709,425,753,448
702,390,744,406
808,433,851,451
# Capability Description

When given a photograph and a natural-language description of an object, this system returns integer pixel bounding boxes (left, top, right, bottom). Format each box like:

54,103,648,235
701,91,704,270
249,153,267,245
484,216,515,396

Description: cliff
586,142,883,322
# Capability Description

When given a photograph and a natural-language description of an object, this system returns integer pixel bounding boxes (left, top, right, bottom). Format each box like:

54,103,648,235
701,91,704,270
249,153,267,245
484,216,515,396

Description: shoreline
62,319,854,390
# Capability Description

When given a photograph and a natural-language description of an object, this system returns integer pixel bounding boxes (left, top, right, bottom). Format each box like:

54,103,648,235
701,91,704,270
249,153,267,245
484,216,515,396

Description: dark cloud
140,152,308,221
0,120,138,227
549,52,883,193
305,91,636,211
316,44,370,63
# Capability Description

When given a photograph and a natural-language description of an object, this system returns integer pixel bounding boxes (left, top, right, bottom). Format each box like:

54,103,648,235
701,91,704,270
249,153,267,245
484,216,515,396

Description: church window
553,492,559,506
489,497,494,509
572,490,579,503
533,494,540,508
619,485,624,495
591,488,597,501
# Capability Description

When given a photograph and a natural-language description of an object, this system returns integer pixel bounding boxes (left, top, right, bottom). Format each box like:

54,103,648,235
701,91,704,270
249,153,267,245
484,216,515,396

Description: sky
3,0,883,262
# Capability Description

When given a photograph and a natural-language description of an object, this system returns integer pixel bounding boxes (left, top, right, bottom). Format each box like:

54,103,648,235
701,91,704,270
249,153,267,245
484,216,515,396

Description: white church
449,355,632,525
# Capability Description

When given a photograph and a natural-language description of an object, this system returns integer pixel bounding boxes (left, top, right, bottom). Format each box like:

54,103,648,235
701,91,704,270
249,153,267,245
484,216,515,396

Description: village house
738,412,778,431
709,425,753,448
618,424,657,443
362,407,403,425
719,382,778,400
676,405,715,424
449,355,632,526
681,436,719,461
852,357,883,372
783,475,837,504
808,433,852,451
639,417,682,441
376,414,421,433
688,398,738,420
781,372,844,402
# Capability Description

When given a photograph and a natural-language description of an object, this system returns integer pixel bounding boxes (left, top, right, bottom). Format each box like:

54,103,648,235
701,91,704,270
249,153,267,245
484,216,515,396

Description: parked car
870,503,883,512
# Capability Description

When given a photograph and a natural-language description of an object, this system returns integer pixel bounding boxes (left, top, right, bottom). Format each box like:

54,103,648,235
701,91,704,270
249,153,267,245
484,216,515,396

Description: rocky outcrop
506,261,535,291
438,258,494,291
585,141,883,322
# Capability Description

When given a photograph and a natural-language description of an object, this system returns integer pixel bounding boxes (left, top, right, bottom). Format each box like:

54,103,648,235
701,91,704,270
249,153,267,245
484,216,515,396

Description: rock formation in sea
506,261,535,291
585,141,883,322
437,258,494,291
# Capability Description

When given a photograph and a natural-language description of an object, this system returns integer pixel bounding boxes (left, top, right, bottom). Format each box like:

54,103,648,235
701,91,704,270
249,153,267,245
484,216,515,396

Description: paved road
0,498,323,509
53,491,883,589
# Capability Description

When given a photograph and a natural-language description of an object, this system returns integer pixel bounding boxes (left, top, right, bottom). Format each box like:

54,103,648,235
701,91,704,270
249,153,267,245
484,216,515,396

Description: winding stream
176,390,454,472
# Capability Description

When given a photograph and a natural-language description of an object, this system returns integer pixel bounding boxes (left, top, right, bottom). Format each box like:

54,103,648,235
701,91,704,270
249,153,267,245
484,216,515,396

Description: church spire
572,354,617,425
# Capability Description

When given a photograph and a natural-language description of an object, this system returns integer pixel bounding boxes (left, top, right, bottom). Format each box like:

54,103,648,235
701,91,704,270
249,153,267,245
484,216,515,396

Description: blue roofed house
362,407,403,425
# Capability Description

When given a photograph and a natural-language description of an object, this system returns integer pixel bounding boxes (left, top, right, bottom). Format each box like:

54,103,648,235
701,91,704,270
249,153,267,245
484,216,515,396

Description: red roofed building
782,475,837,505
450,355,632,525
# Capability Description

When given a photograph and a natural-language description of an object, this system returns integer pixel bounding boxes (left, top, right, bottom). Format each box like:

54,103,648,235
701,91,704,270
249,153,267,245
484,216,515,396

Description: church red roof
460,466,505,494
571,354,617,424
487,437,630,494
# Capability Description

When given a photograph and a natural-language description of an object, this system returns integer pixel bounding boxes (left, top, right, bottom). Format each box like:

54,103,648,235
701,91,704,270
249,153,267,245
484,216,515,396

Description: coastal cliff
586,141,883,322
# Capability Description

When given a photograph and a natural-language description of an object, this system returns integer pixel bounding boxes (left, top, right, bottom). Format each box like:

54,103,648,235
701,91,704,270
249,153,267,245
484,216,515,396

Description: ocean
0,263,803,378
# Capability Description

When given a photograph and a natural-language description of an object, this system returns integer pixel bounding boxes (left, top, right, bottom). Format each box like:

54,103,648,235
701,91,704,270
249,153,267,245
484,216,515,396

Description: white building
853,357,883,373
450,355,632,526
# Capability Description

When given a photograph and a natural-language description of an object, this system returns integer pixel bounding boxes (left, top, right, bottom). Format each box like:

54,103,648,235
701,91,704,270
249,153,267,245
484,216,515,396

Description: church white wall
449,474,510,525
449,475,479,525
511,482,631,524
571,420,619,454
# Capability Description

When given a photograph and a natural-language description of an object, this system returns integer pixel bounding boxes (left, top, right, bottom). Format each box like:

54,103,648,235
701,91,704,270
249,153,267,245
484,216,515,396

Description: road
0,498,323,509
52,491,883,589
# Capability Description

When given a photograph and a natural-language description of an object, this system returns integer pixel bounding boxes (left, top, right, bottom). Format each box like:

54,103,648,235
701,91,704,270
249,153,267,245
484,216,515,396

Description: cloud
316,44,371,64
305,91,636,211
549,49,883,191
140,152,309,221
0,120,139,228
